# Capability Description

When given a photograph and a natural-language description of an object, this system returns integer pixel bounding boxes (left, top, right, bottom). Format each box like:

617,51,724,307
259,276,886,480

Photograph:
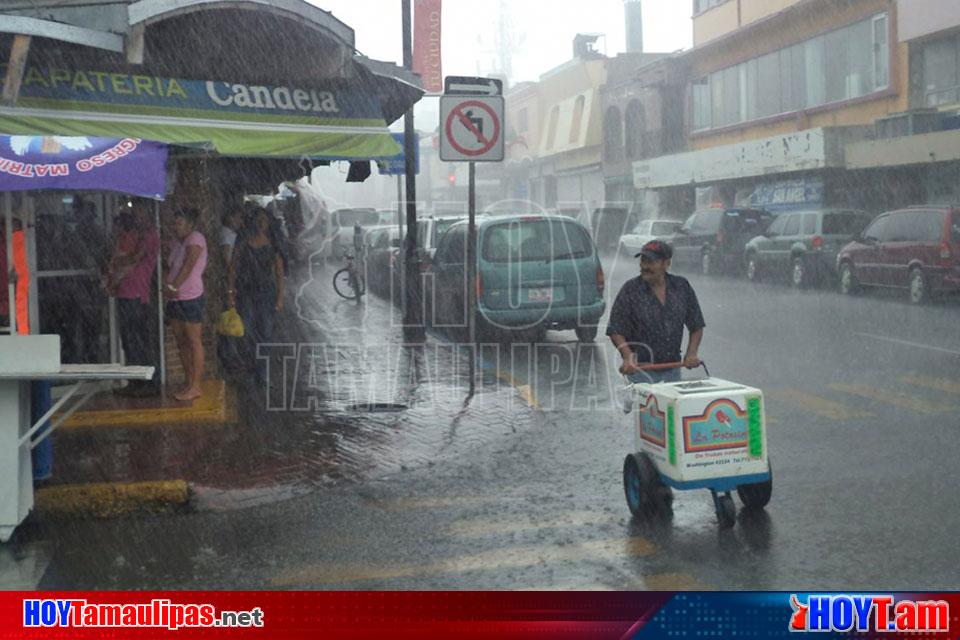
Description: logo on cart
638,395,666,448
683,398,748,453
789,594,949,633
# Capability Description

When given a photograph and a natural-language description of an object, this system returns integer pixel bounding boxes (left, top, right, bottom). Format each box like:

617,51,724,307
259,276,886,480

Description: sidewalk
42,261,537,515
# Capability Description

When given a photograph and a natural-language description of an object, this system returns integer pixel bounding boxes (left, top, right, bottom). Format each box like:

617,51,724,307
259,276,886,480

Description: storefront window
690,12,889,131
923,35,960,107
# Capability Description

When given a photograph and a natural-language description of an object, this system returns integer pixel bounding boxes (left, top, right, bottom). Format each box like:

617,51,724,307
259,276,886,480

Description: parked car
428,214,606,342
362,225,402,296
618,219,683,258
744,209,873,287
672,208,773,275
836,206,960,304
418,215,467,261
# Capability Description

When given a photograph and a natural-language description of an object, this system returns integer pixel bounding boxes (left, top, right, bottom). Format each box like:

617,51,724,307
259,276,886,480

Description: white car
618,219,683,257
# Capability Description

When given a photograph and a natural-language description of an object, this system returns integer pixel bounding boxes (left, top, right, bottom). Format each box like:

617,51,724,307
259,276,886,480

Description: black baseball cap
636,240,673,261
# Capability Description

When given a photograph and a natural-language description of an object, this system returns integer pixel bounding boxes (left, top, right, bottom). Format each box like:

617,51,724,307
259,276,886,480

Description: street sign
378,132,419,175
439,95,505,162
444,75,503,96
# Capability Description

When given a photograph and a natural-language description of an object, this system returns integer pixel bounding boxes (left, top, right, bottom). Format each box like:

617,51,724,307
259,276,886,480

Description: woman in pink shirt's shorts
165,208,208,402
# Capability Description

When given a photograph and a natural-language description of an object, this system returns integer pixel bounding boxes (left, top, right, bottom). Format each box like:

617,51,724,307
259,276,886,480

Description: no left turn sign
440,95,505,162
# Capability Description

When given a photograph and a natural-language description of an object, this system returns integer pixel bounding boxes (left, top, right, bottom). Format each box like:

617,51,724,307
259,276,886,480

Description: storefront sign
0,65,400,159
412,0,443,94
0,136,168,198
749,177,825,212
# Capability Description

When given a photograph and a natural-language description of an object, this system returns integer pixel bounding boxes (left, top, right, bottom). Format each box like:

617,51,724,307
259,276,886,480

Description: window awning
0,63,411,160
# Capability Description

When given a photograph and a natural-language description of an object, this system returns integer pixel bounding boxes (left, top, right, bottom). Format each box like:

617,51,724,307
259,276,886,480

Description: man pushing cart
608,240,772,528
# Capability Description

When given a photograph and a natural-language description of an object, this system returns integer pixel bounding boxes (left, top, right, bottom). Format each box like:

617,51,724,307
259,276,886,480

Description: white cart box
631,377,768,487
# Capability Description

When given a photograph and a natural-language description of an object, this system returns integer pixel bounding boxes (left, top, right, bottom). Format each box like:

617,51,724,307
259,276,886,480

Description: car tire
839,262,859,296
746,254,761,283
791,257,807,289
575,325,599,342
909,267,929,305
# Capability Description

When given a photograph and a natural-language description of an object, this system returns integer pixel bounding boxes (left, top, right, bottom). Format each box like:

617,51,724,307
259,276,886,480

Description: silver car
618,219,683,257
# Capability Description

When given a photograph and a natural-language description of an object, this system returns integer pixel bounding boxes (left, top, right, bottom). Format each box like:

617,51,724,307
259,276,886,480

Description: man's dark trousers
117,297,159,389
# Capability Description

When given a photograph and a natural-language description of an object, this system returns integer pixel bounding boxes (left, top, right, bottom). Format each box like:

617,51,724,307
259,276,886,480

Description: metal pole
402,0,423,338
4,192,15,335
396,173,406,318
467,162,476,392
155,200,165,387
107,194,119,363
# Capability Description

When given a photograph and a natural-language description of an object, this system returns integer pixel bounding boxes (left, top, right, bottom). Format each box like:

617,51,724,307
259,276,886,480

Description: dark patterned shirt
605,273,706,365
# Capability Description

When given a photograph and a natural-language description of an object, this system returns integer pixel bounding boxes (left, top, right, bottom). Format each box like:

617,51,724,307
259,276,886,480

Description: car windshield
823,212,872,235
482,219,593,262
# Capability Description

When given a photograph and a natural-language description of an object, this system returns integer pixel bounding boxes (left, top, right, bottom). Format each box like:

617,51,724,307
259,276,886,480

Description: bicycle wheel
333,268,360,299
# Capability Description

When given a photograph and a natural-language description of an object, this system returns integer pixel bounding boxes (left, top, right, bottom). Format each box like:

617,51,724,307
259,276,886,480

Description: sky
310,0,694,83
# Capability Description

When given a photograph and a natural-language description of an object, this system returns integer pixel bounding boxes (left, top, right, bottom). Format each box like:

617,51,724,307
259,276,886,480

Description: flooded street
9,251,959,590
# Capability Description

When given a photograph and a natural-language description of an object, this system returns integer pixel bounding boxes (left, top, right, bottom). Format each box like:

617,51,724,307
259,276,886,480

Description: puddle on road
52,353,535,510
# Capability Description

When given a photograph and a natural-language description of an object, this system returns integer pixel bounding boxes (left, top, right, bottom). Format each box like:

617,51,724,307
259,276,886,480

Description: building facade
639,0,914,214
600,52,686,221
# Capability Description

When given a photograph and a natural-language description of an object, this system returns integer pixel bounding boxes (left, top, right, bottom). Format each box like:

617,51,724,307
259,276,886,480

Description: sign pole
396,173,406,319
402,0,423,339
4,192,15,335
467,161,477,390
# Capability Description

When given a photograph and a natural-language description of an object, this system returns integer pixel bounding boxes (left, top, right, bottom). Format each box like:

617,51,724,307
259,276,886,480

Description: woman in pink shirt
165,208,208,401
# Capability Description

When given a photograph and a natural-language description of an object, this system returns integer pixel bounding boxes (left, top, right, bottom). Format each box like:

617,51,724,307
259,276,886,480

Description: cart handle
636,361,711,377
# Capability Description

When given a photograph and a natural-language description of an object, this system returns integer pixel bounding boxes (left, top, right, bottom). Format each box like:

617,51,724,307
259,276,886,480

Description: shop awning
0,63,408,160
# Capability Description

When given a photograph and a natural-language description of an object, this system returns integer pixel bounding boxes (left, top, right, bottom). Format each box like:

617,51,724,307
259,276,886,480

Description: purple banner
0,136,167,198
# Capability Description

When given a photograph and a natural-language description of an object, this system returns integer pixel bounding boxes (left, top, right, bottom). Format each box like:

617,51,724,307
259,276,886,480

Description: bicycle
333,253,366,300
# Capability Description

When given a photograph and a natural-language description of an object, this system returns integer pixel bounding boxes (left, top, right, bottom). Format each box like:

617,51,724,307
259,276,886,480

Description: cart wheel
623,455,645,518
623,453,671,519
635,453,671,516
717,494,736,529
737,462,773,510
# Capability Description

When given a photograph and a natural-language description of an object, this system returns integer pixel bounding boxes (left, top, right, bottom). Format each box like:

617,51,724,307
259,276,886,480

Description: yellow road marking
768,389,875,421
494,368,540,409
901,375,960,395
445,511,609,537
271,536,656,586
829,383,955,415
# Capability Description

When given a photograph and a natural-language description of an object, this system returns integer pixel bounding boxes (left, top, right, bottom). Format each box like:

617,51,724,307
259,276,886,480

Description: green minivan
428,214,606,341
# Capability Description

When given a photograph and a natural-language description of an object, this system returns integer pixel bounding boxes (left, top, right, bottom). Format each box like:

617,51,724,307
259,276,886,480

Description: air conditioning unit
875,109,944,139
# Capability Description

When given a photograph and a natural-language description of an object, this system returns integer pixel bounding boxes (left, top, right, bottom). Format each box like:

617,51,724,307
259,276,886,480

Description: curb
34,480,192,520
61,380,231,429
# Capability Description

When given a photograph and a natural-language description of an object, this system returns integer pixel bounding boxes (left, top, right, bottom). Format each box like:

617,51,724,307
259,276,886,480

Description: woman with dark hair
165,207,208,401
227,207,284,381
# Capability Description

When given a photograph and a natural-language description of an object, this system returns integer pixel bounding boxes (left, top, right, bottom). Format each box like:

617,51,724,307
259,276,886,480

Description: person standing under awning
112,200,161,397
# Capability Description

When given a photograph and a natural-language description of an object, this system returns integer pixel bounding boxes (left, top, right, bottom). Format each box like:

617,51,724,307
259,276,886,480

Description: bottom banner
2,592,957,639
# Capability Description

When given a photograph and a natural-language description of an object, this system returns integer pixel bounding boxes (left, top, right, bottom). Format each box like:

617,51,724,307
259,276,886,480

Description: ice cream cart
621,363,772,528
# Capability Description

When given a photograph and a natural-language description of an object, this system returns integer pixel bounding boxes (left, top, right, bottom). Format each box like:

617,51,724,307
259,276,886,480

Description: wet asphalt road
6,251,960,590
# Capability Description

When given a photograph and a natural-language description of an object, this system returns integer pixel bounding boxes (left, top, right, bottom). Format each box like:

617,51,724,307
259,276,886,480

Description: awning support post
1,34,31,107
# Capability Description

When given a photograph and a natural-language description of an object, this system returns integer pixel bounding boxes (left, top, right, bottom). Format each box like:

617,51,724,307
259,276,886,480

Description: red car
837,206,960,304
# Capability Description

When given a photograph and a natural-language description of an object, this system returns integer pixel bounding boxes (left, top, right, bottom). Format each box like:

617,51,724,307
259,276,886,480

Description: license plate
526,288,553,302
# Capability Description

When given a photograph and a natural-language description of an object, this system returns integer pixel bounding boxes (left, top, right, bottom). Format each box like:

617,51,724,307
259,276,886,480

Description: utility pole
401,0,424,339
